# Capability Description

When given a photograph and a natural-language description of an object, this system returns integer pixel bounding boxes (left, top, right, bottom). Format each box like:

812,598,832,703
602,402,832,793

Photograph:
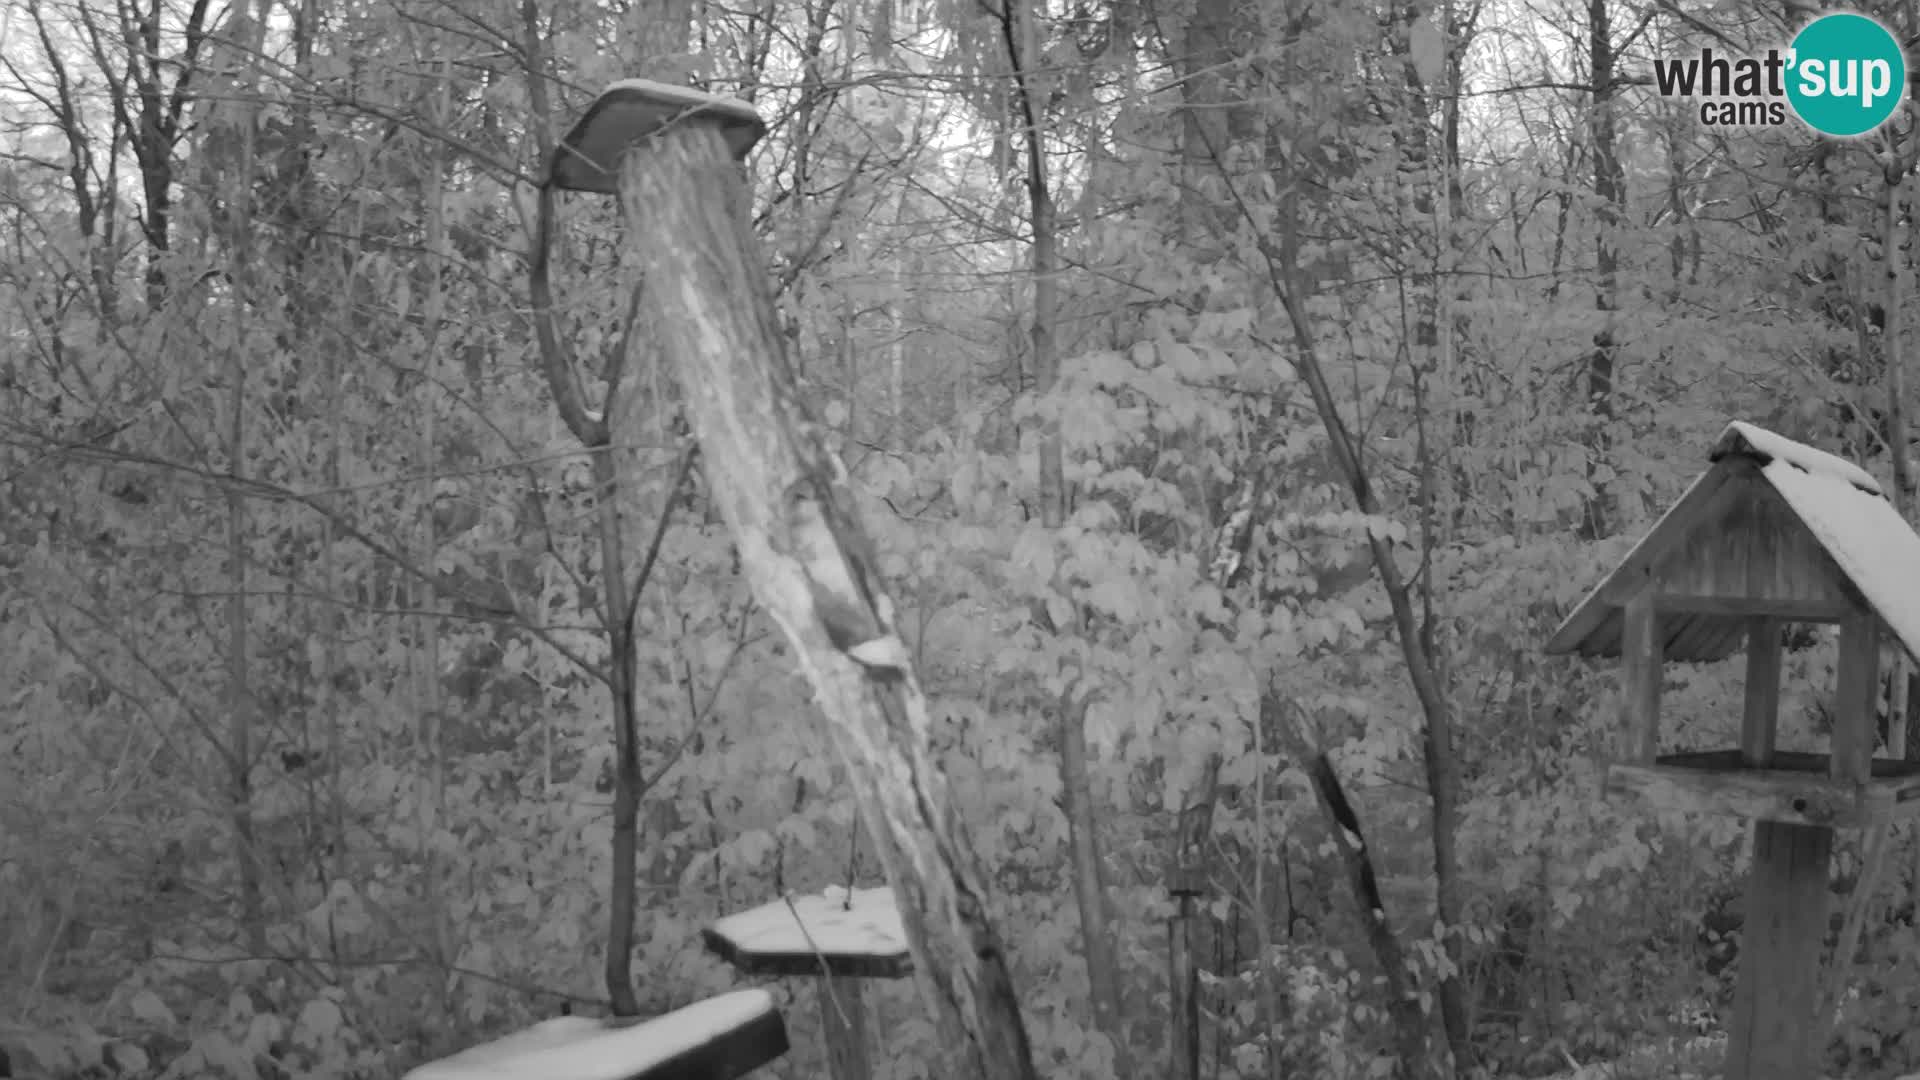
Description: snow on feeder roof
704,886,911,979
1546,420,1920,665
403,990,787,1080
548,79,766,194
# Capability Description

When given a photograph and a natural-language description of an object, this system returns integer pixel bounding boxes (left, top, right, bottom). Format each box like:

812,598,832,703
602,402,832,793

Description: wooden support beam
1833,615,1880,784
1169,898,1200,1080
1619,592,1662,763
1606,760,1876,827
1743,617,1782,768
1656,596,1850,621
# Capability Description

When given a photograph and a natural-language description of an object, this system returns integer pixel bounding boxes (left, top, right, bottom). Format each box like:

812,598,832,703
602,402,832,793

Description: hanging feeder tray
704,886,912,979
403,989,788,1080
549,79,766,194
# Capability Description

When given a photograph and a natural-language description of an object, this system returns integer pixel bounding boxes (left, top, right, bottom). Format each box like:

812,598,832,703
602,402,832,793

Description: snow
552,80,764,193
403,989,775,1080
708,887,907,959
1719,421,1884,495
1550,422,1920,664
1761,456,1920,666
594,79,762,127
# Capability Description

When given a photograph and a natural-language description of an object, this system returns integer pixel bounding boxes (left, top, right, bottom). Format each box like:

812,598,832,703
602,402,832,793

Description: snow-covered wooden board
550,79,765,193
1762,456,1920,664
705,887,912,978
1711,420,1920,665
1715,420,1884,495
403,990,787,1080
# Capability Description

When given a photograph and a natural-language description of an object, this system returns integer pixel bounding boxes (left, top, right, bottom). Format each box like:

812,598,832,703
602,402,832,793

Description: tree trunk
1268,692,1429,1074
595,433,644,1017
1393,3,1473,1069
517,0,674,1015
1176,0,1240,244
223,0,268,958
1581,0,1623,541
415,56,456,978
1001,0,1131,1068
1268,268,1466,1080
226,359,264,954
1885,159,1911,761
614,124,1037,1080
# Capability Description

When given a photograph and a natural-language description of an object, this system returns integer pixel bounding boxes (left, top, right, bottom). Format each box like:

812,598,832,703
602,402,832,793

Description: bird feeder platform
549,79,765,193
705,887,910,1080
1610,749,1920,828
704,886,911,979
403,990,788,1080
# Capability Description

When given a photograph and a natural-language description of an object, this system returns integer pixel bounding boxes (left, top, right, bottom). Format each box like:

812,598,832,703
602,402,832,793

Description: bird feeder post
1720,601,1832,1078
1545,422,1920,1080
1166,887,1201,1080
1167,798,1210,1080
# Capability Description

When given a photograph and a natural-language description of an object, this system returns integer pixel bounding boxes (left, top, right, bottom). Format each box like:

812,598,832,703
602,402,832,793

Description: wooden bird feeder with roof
1545,420,1920,1080
704,887,910,1080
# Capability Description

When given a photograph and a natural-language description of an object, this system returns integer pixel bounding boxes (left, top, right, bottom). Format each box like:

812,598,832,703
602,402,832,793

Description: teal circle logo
1786,13,1907,137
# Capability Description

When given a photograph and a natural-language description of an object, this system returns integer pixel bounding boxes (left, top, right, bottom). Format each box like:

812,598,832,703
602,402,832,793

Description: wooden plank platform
405,991,788,1080
1607,749,1920,828
703,888,912,979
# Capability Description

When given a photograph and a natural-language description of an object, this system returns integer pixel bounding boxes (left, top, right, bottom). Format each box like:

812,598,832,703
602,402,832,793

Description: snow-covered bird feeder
1545,421,1920,1080
402,989,787,1080
704,887,910,1080
548,79,765,194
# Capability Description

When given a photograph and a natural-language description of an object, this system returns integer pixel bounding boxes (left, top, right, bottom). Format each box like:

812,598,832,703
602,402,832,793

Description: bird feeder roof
403,989,786,1080
1545,421,1920,665
704,886,911,979
549,79,766,194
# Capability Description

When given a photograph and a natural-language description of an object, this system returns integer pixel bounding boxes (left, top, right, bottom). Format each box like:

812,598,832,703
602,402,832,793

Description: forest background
6,0,1920,1077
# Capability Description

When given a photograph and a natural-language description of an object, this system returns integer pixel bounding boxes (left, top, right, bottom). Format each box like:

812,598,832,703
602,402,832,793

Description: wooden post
1725,821,1832,1080
610,116,1036,1080
1728,614,1827,1076
1167,893,1200,1080
1741,617,1781,768
818,978,870,1080
1832,615,1880,786
1167,788,1211,1080
1619,593,1662,763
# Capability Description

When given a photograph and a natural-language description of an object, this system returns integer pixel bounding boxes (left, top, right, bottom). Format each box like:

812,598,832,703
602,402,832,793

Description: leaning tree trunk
614,125,1039,1080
